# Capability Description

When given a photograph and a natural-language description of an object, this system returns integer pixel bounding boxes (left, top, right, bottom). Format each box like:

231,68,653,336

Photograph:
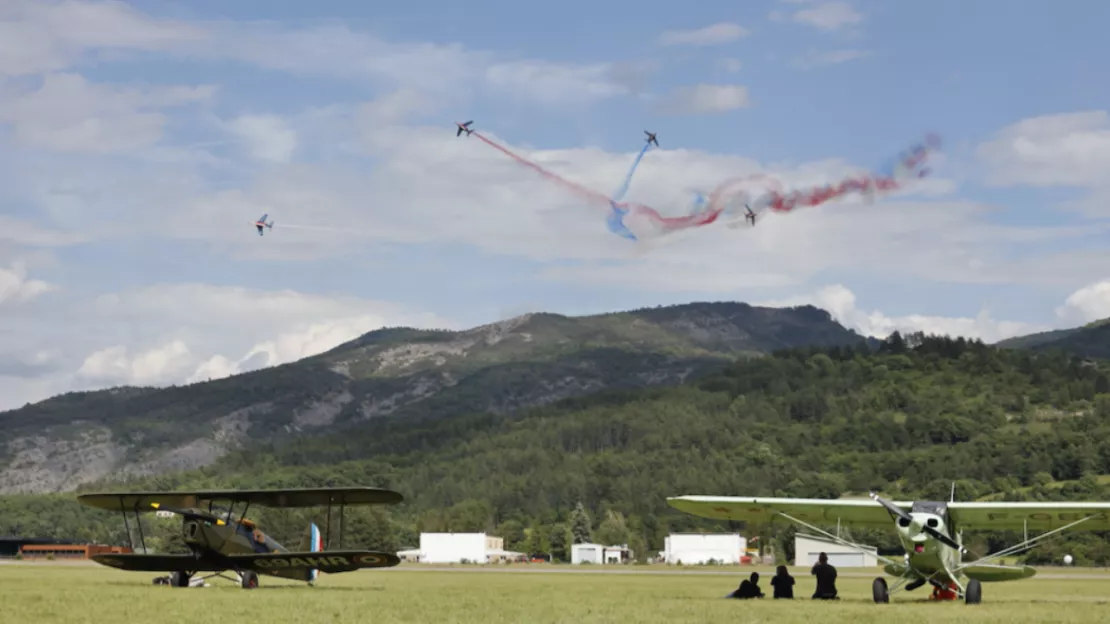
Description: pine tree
570,502,592,544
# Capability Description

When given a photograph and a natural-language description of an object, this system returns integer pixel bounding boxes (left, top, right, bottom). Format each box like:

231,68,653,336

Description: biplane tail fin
297,522,325,582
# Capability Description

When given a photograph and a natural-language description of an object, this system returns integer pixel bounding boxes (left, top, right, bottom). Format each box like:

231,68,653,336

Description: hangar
397,533,525,564
794,533,879,567
663,533,747,565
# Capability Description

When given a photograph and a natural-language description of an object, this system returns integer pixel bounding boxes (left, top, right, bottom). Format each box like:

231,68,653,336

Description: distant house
664,533,746,565
570,543,632,564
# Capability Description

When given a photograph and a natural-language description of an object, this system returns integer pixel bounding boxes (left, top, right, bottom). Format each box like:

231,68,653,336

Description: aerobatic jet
455,120,474,137
644,130,659,147
253,214,273,236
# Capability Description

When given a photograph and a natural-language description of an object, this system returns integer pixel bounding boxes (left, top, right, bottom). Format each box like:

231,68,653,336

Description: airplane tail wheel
965,579,982,605
872,578,889,604
170,571,191,588
241,571,259,590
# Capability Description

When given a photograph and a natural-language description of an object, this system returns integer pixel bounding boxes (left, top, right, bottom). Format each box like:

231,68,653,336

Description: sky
3,0,1110,410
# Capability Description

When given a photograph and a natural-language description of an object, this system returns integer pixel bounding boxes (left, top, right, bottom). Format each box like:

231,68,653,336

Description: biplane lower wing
92,554,225,572
227,550,400,573
667,495,906,529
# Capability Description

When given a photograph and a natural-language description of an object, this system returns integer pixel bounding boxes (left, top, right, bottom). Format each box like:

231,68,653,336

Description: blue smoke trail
606,142,652,241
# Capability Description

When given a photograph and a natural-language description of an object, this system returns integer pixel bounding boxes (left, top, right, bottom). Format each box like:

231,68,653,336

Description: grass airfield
4,561,1110,623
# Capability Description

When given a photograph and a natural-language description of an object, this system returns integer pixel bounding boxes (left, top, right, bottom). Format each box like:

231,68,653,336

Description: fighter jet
644,130,659,148
455,120,474,137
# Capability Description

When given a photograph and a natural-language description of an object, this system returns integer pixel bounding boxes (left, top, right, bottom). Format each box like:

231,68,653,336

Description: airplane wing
259,213,267,222
947,501,1110,531
227,550,400,573
667,495,908,529
77,487,403,512
91,553,225,572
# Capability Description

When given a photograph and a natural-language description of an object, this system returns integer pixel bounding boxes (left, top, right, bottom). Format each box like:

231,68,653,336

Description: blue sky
2,0,1110,409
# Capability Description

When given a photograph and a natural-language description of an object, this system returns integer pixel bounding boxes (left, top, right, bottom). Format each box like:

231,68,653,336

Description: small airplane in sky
744,205,756,226
78,487,403,589
253,214,273,236
668,490,1110,604
644,130,659,148
455,120,474,137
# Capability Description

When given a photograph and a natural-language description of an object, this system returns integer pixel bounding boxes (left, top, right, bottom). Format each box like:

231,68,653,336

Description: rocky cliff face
0,301,869,493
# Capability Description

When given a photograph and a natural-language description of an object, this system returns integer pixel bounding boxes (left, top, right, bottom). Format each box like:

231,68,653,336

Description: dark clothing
728,580,764,599
771,573,795,599
811,562,838,599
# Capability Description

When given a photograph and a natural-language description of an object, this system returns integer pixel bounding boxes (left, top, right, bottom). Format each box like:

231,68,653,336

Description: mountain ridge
0,300,870,494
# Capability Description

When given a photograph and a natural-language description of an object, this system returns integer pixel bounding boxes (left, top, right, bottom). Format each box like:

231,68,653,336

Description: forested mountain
0,301,868,493
5,332,1110,565
997,319,1110,359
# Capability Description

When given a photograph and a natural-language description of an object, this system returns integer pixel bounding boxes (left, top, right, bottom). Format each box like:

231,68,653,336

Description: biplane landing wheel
965,579,982,605
240,571,259,589
872,578,889,604
170,571,192,588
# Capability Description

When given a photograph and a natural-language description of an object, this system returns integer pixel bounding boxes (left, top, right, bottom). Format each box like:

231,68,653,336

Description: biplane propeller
667,491,1110,605
77,487,403,589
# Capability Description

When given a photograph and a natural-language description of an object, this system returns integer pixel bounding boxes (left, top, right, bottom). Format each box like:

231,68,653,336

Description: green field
5,562,1110,623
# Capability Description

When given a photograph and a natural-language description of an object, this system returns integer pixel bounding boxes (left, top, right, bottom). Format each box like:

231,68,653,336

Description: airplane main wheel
872,578,889,604
240,571,259,589
170,571,192,588
965,579,982,605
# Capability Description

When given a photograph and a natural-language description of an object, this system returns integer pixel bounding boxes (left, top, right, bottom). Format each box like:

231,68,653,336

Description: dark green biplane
77,487,403,589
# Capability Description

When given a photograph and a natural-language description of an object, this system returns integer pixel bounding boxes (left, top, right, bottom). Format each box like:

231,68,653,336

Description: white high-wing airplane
668,492,1110,604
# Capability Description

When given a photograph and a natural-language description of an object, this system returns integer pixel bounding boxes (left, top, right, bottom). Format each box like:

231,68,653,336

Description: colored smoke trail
606,141,652,241
466,128,939,240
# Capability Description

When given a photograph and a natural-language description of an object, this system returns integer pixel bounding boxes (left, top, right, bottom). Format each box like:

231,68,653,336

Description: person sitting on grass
811,552,839,600
771,565,795,599
727,572,765,599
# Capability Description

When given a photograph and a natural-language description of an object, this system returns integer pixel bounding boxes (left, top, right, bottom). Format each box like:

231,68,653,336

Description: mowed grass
4,562,1110,623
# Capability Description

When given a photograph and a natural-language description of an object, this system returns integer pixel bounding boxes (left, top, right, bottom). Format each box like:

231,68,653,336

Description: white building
401,533,525,564
664,533,747,565
571,543,632,564
794,533,879,567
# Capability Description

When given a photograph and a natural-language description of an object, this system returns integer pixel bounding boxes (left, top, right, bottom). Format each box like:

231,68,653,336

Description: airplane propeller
869,492,961,550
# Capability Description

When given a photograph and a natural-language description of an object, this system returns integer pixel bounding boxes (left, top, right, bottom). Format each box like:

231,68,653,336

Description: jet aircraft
77,487,403,589
668,491,1110,604
253,214,273,236
456,120,474,137
644,130,659,147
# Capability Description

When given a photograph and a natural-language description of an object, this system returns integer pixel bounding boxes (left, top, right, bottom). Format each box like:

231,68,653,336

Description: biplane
77,487,403,589
668,491,1110,604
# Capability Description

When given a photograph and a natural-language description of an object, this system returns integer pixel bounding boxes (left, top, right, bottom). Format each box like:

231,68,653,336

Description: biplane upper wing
947,501,1110,531
667,495,908,529
92,553,225,572
227,550,400,573
77,487,403,512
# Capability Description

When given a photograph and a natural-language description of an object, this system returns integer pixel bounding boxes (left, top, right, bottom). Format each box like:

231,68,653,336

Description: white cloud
761,284,1047,343
0,0,206,76
77,339,193,387
1056,280,1110,325
0,72,215,152
483,61,631,105
657,84,750,114
719,58,744,73
0,282,458,409
0,261,54,306
659,23,750,46
977,110,1110,189
775,1,864,31
226,114,297,163
796,49,872,69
